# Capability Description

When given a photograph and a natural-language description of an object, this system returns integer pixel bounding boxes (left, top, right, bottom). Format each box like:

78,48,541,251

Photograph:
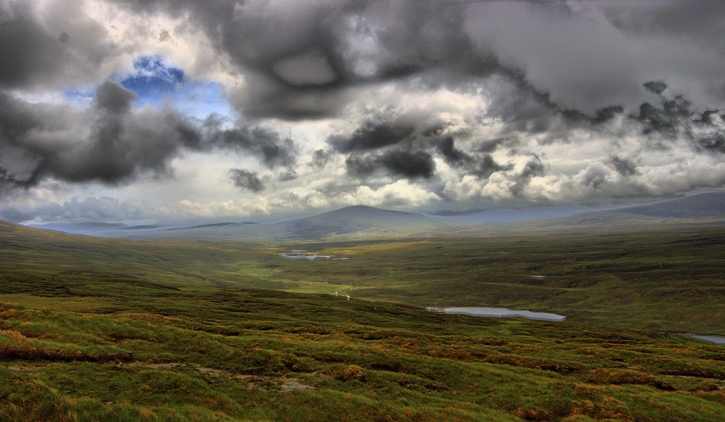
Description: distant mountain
109,205,451,241
273,205,448,240
11,193,725,241
609,192,725,220
519,192,725,233
28,221,127,235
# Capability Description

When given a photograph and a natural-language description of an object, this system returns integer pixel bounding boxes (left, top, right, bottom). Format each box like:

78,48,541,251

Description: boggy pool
437,307,567,322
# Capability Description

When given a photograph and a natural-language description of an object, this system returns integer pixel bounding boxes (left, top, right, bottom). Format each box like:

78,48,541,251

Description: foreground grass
1,280,724,422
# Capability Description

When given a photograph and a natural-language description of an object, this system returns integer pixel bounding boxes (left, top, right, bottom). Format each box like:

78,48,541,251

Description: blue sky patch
118,55,185,106
64,55,231,119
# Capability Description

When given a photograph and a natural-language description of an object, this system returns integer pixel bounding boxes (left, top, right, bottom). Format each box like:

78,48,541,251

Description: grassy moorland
2,281,725,421
2,221,724,334
1,221,725,420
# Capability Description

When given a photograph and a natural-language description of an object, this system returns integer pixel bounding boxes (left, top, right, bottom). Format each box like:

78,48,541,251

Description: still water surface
442,307,566,322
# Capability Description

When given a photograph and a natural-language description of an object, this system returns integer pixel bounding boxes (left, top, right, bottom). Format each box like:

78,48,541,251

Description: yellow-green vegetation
2,221,725,420
1,284,724,422
2,221,724,334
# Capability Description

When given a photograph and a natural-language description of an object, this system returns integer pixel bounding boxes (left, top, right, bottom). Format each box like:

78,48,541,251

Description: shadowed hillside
610,192,725,219
508,192,725,234
104,205,453,240
275,205,449,239
21,193,725,241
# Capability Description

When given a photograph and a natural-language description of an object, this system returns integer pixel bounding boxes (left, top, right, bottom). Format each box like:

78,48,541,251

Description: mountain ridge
10,192,725,240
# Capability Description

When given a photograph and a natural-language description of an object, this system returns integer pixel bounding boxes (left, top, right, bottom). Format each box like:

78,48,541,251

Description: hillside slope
611,192,725,219
2,280,724,422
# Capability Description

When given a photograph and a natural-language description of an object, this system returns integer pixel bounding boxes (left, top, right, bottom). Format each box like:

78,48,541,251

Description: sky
1,0,725,224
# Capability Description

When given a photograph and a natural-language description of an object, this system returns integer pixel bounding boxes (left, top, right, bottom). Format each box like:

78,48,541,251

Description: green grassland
1,221,725,420
2,221,724,334
2,283,725,421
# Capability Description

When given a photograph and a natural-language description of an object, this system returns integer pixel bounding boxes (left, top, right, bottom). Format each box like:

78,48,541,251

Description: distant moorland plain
2,219,724,334
1,208,724,420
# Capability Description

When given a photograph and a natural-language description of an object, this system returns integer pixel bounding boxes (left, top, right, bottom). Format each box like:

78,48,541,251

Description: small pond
681,334,725,345
439,307,566,322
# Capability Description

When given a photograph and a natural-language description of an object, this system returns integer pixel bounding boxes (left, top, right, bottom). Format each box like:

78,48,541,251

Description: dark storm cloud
643,81,667,95
598,1,725,50
634,98,690,139
0,0,114,91
610,156,638,178
112,0,506,120
437,137,471,166
311,149,332,169
0,1,66,89
3,0,725,211
510,155,544,197
328,119,416,153
475,138,509,154
380,150,435,179
627,82,725,152
7,0,725,123
582,167,606,190
202,116,296,168
483,76,724,156
229,168,264,193
0,82,296,192
436,137,509,179
346,149,435,180
95,80,137,114
277,169,298,182
590,106,624,125
697,134,725,154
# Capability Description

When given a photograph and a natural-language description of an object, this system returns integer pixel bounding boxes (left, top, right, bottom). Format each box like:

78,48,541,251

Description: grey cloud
277,169,298,182
311,149,332,169
473,154,509,180
8,0,725,125
695,110,720,126
107,0,725,143
643,81,667,95
229,168,264,193
582,167,607,190
328,119,416,153
0,0,115,91
380,149,435,179
94,80,137,114
598,1,725,51
436,137,508,179
590,106,624,125
115,0,504,120
610,156,638,178
482,76,560,136
346,149,435,180
635,100,689,138
0,1,66,89
345,155,377,179
229,80,353,120
485,76,724,157
204,118,297,168
0,196,146,223
628,83,725,152
0,83,296,193
3,0,725,211
510,155,544,197
316,180,363,197
0,86,171,187
475,138,510,154
437,137,472,167
697,134,725,154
